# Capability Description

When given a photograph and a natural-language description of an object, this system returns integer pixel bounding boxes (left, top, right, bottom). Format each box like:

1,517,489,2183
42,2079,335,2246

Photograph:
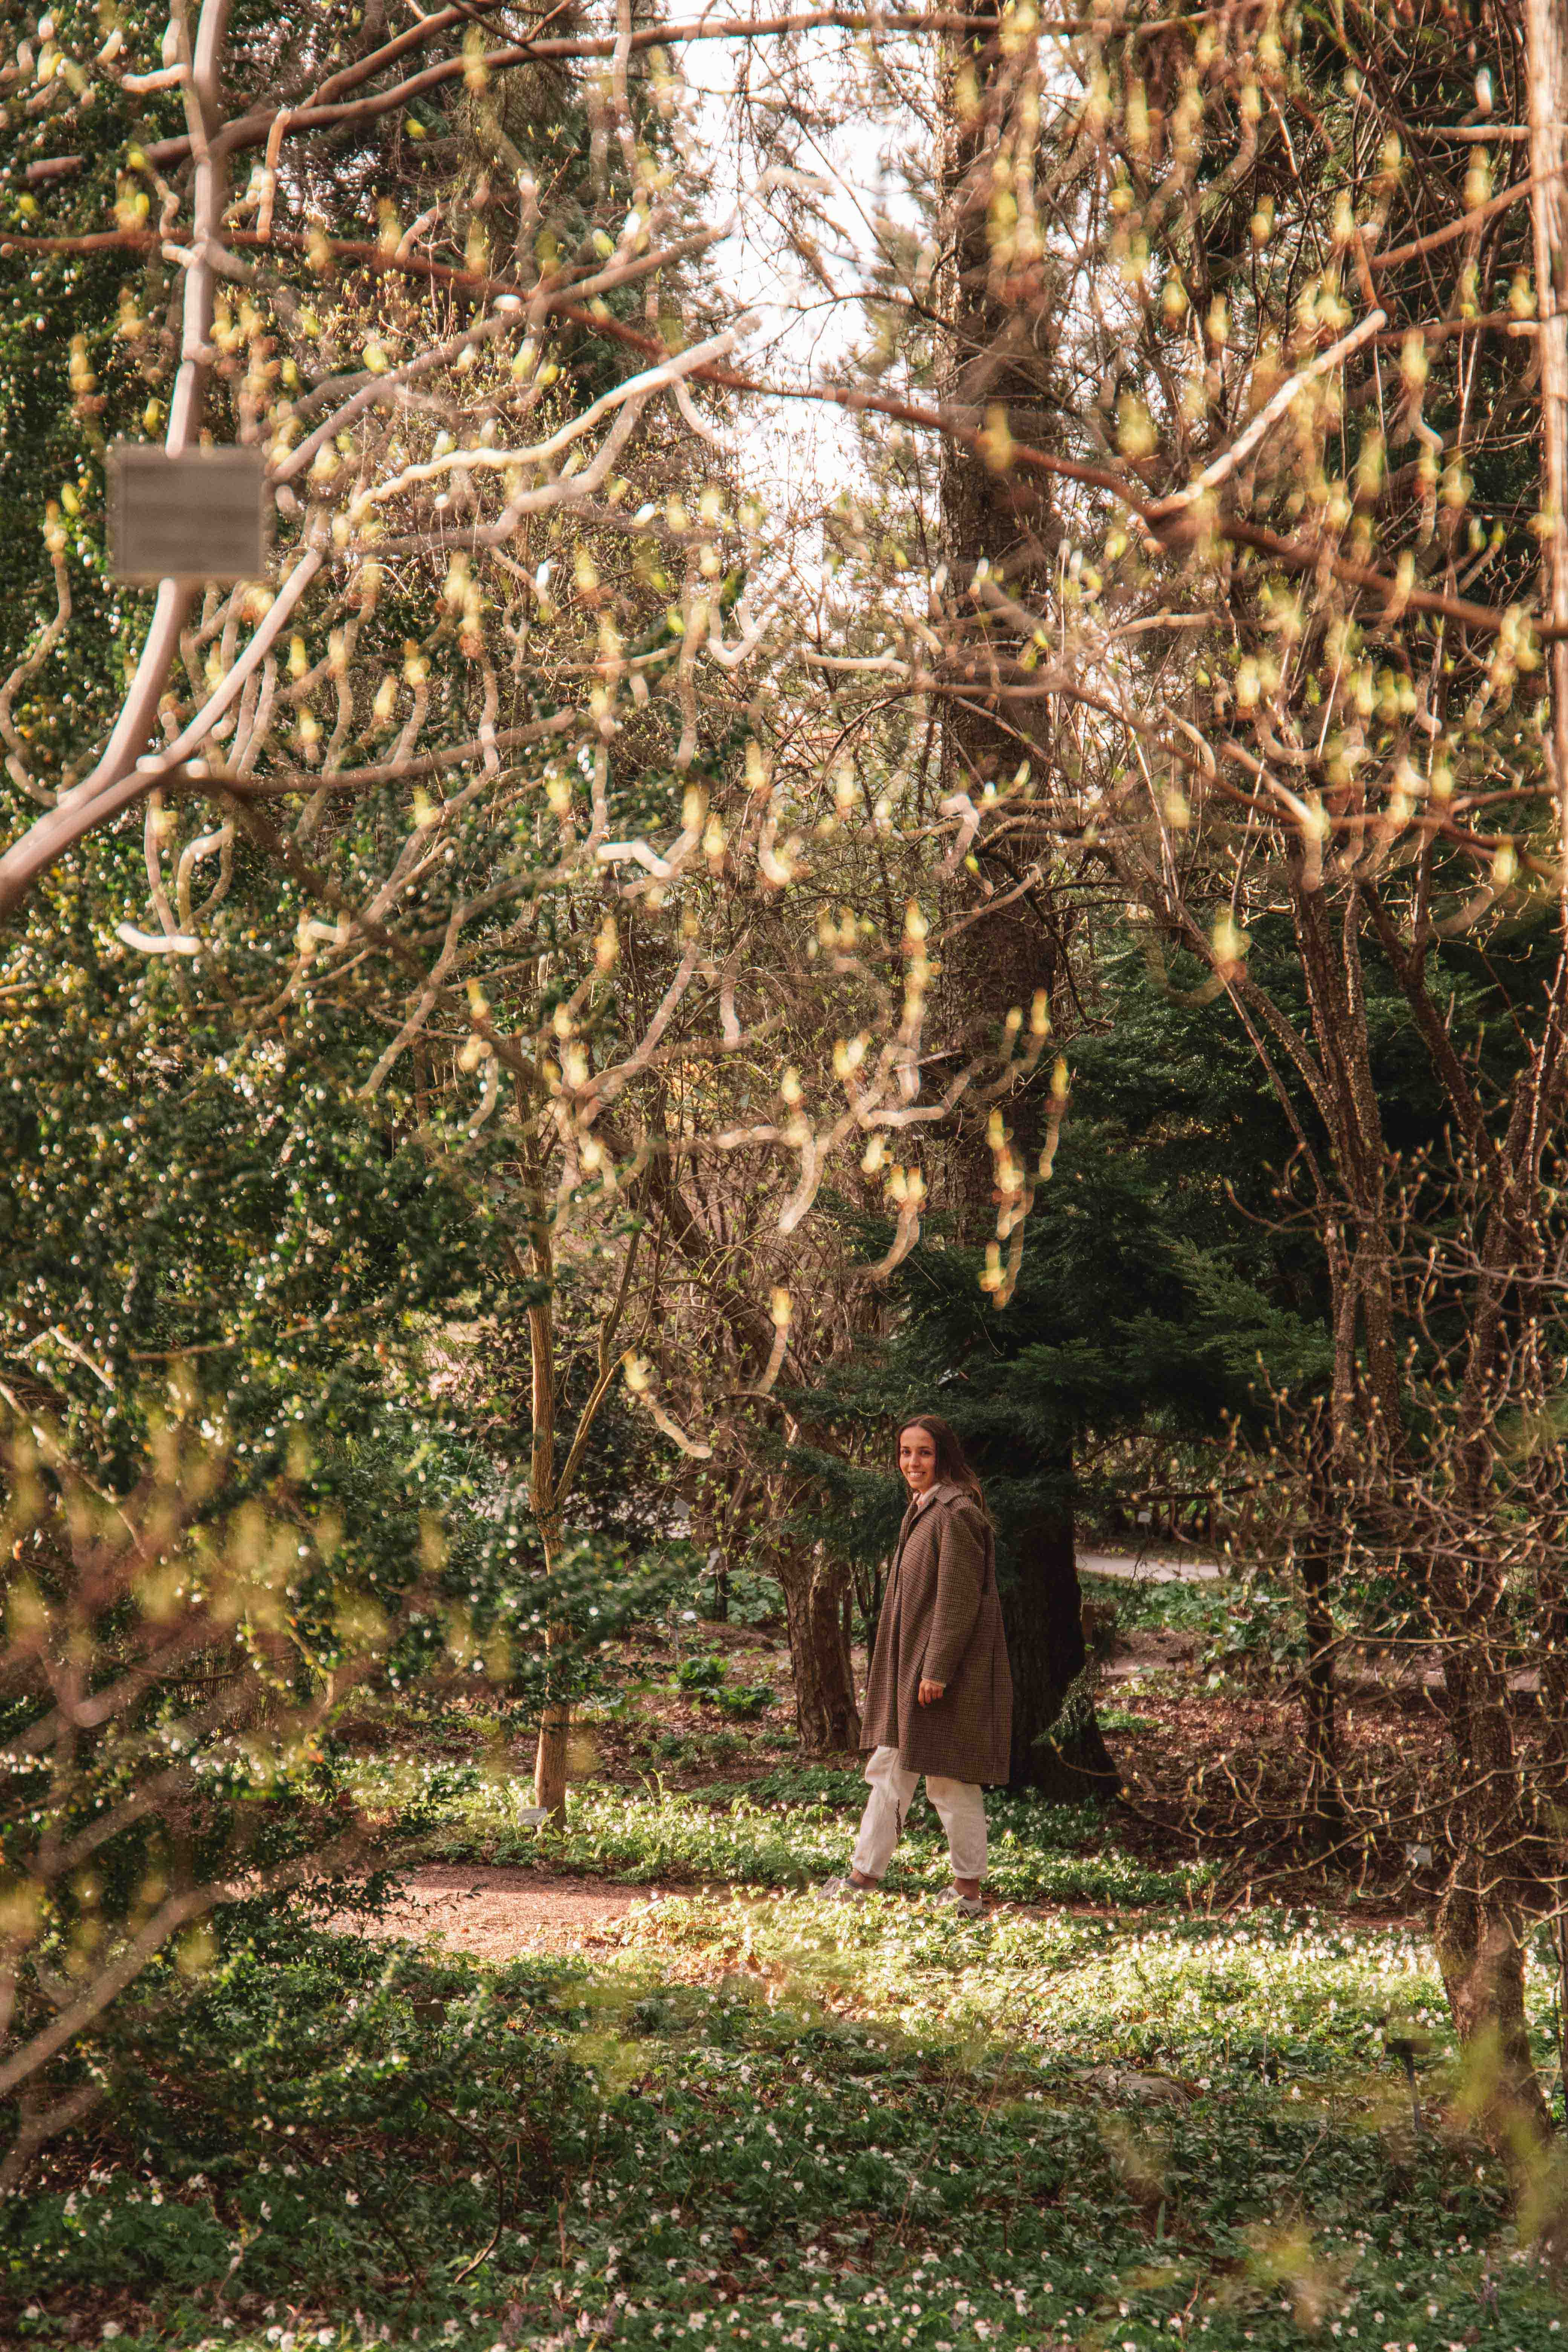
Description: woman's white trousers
850,1744,989,1882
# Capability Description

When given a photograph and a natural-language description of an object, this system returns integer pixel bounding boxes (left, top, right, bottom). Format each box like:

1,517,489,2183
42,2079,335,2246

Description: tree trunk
1002,1474,1116,1799
1418,11,1568,2216
532,1511,570,1829
1435,1879,1553,2168
690,1480,729,1621
522,1219,643,1828
1434,1622,1555,2184
527,1276,570,1830
853,1557,886,1669
933,17,1112,1806
1526,0,1568,835
533,1618,570,1827
936,10,1072,1094
776,1541,861,1753
1299,1534,1344,1852
1286,867,1407,1847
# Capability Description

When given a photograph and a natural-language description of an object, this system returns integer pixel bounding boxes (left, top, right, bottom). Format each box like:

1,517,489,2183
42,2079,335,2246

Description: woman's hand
917,1678,945,1706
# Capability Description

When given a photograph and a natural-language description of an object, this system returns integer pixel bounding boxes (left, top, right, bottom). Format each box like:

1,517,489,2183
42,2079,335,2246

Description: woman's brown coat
859,1482,1013,1785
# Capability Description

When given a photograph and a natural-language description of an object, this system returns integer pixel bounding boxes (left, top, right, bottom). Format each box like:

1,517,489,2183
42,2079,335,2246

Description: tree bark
1298,1542,1343,1851
1431,1558,1556,2184
1417,0,1568,2140
689,1478,729,1621
1522,41,1568,2172
527,1279,570,1828
516,1151,644,1830
1435,1879,1553,2170
775,1539,861,1753
1281,863,1408,1833
1001,1465,1116,1798
934,14,1112,1807
532,1602,570,1826
936,7,1073,1088
1528,0,1568,842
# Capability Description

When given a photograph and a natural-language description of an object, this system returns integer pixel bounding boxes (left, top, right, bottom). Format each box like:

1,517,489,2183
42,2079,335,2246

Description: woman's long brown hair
897,1414,990,1518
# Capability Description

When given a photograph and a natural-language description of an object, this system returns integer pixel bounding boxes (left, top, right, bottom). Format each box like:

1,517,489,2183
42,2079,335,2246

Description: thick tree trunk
933,19,1112,1807
1418,11,1568,2219
1435,1626,1554,2183
1527,0,1568,831
776,1542,861,1753
936,11,1072,1093
1002,1478,1116,1799
1435,1882,1552,2165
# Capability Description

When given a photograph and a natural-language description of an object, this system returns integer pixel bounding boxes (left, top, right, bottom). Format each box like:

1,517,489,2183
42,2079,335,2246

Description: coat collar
902,1478,959,1524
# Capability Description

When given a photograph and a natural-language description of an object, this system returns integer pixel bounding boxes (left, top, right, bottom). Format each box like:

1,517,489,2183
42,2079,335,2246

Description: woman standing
822,1415,1013,1916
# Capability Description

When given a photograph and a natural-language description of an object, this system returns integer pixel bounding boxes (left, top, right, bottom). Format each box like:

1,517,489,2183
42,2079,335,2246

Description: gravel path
1078,1549,1224,1583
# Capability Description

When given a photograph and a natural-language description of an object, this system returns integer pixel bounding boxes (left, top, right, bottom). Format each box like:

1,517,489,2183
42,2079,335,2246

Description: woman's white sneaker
931,1885,984,1917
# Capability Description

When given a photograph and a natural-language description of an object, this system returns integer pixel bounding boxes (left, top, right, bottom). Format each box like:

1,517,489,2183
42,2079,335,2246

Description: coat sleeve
920,1503,986,1687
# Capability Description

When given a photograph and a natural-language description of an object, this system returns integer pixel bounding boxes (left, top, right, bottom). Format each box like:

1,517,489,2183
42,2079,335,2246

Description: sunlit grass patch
346,1759,1211,1905
535,1784,1212,1905
616,1892,1461,2099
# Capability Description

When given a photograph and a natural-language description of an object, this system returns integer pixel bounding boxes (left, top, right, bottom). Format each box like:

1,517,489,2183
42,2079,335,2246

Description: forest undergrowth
7,1742,1565,2352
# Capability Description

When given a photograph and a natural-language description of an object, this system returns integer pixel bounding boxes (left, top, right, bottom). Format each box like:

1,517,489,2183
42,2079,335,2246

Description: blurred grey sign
109,444,268,585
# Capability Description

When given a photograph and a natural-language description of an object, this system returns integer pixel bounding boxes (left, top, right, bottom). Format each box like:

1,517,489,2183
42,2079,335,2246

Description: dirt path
340,1868,1066,1958
344,1868,661,1961
339,1864,1431,1960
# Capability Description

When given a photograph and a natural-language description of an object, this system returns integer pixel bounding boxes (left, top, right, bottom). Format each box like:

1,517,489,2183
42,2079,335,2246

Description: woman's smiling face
898,1424,939,1496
